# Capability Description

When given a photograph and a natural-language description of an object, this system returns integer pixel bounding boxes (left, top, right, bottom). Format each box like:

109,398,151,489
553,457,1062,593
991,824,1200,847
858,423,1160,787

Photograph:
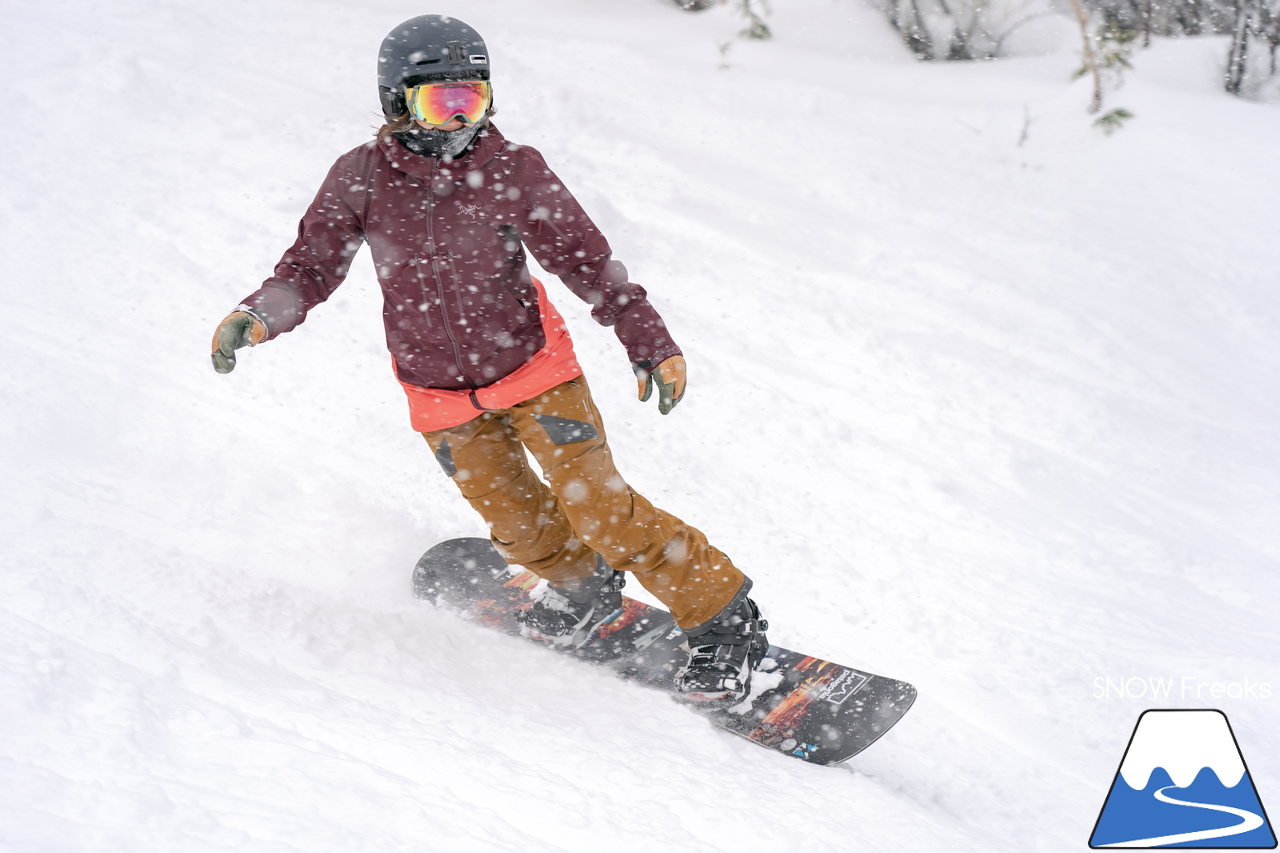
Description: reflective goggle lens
407,81,491,125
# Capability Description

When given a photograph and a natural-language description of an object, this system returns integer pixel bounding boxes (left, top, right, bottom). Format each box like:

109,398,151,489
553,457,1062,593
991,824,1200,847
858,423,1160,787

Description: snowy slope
2,0,1279,850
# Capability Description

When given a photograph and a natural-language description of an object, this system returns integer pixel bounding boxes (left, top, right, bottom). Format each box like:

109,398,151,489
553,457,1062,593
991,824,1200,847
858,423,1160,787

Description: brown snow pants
421,376,749,631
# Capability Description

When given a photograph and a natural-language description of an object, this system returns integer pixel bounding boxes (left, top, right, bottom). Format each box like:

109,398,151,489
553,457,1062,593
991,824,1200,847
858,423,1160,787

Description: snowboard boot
675,597,769,705
517,554,625,649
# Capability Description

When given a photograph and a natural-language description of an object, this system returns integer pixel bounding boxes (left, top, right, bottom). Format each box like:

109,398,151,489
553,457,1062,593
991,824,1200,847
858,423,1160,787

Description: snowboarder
210,14,768,704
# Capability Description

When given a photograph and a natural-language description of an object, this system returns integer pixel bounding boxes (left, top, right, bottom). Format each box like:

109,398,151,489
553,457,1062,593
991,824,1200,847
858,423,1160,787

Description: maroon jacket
239,125,681,390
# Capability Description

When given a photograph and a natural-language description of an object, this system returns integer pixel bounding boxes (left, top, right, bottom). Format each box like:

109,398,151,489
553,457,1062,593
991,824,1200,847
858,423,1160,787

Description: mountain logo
1090,709,1276,848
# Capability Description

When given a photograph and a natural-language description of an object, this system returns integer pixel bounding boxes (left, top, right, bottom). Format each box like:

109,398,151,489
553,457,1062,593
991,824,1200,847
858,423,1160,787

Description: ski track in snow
3,0,1279,850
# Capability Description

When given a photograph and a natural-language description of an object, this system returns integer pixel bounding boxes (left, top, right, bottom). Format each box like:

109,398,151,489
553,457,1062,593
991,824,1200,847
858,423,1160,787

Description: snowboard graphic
413,537,916,766
1090,709,1277,848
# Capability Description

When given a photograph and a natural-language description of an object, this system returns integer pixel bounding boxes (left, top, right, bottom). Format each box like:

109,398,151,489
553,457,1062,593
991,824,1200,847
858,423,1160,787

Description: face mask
395,122,484,161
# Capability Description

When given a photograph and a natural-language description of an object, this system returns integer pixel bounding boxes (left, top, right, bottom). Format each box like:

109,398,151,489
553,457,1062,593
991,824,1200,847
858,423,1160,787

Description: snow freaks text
1093,677,1274,701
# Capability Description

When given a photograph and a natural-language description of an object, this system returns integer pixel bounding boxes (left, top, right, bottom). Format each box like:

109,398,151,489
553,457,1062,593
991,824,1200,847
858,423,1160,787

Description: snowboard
413,538,916,766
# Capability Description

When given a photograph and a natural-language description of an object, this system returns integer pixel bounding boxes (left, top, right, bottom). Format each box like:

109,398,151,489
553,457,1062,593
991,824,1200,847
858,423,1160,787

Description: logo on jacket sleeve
1090,709,1276,848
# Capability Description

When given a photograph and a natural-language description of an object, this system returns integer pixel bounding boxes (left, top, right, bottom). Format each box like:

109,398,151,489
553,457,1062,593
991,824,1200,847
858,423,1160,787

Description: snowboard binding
675,597,770,706
517,555,626,650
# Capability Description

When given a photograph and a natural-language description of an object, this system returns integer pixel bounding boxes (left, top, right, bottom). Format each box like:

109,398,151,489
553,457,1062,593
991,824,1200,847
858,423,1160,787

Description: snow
2,0,1279,850
1118,711,1246,789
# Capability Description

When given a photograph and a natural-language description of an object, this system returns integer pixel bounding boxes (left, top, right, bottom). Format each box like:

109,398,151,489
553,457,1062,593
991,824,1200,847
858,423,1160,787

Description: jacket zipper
425,159,473,392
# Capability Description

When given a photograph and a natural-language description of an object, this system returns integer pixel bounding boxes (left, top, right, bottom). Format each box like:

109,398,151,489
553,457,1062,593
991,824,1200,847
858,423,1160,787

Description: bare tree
1222,0,1280,93
1264,4,1280,75
888,0,937,58
874,0,1053,59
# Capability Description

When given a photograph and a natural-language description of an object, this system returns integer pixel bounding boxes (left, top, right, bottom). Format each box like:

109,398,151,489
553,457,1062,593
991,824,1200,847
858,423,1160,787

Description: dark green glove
211,311,266,374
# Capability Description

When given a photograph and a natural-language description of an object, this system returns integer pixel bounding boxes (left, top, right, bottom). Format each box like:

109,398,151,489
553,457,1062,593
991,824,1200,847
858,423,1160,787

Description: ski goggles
405,80,492,126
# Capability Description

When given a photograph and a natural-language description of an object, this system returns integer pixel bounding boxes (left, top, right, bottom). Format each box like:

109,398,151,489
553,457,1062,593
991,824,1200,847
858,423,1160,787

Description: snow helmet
378,15,491,119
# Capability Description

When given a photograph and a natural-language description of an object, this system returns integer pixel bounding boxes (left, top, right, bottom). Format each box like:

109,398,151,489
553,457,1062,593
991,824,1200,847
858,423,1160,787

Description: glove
211,311,267,374
635,355,687,415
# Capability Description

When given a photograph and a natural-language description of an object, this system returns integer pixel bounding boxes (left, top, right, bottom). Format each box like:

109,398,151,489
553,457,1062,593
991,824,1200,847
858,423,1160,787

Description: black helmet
378,15,491,118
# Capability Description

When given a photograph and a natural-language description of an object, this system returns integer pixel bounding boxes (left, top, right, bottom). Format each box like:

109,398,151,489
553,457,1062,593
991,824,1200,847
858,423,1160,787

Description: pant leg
506,376,749,631
421,412,598,588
